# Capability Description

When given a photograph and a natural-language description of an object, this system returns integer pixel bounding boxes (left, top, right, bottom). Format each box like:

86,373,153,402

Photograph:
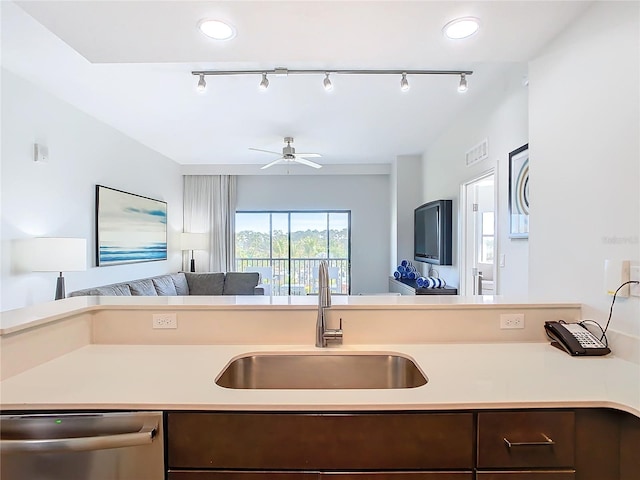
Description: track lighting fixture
400,73,410,92
458,73,468,93
323,73,333,91
196,73,206,93
259,73,269,91
191,67,472,93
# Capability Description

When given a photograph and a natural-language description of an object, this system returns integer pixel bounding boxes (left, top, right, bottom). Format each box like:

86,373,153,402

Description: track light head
323,73,333,91
259,73,269,91
458,73,468,93
400,73,410,92
197,74,206,93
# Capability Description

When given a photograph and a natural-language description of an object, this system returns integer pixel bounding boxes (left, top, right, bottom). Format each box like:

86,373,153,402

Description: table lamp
180,232,208,272
30,237,87,300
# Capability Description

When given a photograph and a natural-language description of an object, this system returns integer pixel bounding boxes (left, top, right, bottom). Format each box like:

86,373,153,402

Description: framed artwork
96,185,167,266
508,144,529,239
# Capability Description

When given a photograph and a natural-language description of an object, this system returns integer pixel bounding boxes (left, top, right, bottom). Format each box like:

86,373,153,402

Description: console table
389,277,458,296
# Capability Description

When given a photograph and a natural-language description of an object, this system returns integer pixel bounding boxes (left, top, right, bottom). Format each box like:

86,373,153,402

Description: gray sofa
69,272,263,297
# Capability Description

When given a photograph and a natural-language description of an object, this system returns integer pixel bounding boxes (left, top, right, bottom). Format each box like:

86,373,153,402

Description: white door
460,171,496,295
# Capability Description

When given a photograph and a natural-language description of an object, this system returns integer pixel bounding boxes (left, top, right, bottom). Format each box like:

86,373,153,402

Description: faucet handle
323,317,343,346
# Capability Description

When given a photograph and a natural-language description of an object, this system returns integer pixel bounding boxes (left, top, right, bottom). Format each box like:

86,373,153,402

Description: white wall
421,65,529,292
236,174,390,294
1,69,183,311
529,3,640,336
392,155,422,271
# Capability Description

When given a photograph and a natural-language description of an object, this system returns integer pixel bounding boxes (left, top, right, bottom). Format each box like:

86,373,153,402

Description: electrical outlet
500,313,525,329
152,313,177,329
631,266,640,297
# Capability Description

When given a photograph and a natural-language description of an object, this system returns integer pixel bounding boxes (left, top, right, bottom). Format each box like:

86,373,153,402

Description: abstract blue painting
96,185,167,266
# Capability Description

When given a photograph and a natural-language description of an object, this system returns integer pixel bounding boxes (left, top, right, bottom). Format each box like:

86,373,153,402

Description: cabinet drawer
477,411,575,468
167,412,474,470
323,473,473,479
168,472,318,479
476,472,575,480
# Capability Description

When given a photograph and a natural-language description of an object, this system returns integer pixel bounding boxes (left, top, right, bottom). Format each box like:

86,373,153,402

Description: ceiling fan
250,137,322,169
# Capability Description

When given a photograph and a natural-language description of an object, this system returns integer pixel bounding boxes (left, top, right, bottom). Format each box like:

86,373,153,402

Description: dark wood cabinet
166,409,639,480
168,473,318,480
168,472,473,479
476,473,575,479
322,474,473,479
167,412,474,470
619,411,640,480
477,411,575,469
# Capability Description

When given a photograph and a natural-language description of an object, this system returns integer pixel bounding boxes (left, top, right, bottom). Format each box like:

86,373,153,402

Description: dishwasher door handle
0,418,158,454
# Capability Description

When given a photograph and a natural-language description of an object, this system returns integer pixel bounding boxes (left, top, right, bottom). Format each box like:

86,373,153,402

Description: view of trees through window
235,211,350,295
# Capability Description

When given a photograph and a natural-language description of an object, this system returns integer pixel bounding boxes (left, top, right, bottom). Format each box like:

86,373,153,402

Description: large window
235,211,351,295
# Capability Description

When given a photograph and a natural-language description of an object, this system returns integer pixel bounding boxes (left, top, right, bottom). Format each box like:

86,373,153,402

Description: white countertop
1,342,638,417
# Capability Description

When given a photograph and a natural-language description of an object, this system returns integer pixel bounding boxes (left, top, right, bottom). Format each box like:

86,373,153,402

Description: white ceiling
1,1,592,170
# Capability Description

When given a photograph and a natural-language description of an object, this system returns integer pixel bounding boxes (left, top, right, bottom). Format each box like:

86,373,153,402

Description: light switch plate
34,144,49,163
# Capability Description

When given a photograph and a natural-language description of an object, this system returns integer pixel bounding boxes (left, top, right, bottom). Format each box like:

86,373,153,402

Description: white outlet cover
500,313,525,329
152,313,177,329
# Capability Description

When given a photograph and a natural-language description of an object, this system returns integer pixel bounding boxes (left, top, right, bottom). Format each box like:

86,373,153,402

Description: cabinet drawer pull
503,433,555,448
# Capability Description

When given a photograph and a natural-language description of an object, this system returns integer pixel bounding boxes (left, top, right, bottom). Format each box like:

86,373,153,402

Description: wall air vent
466,139,489,167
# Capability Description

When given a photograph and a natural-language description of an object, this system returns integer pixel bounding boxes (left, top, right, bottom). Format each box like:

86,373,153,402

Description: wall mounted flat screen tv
96,185,167,266
414,199,452,266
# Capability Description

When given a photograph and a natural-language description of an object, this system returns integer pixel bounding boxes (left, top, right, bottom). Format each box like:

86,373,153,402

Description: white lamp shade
30,237,87,272
180,232,208,251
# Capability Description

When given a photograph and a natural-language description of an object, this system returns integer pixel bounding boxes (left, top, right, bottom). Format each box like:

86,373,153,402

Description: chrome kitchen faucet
315,260,343,347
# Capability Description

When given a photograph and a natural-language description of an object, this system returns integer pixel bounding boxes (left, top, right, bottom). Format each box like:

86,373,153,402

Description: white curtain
183,175,237,272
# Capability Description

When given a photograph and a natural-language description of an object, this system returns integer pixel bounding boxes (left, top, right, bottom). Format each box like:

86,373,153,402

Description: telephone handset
544,321,611,356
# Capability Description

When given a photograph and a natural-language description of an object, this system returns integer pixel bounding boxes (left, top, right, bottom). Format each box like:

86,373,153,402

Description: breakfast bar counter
0,296,638,417
0,343,638,417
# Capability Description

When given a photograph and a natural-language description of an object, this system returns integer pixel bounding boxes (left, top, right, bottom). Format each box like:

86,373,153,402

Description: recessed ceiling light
198,19,236,41
443,17,480,40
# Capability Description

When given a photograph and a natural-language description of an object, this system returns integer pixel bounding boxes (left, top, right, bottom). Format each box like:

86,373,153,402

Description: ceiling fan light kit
192,68,472,94
251,137,323,170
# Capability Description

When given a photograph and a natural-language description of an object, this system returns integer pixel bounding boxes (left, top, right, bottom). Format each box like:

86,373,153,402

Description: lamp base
55,274,65,300
190,258,196,273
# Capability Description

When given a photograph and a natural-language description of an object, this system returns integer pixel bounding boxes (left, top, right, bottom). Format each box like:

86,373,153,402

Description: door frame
459,169,497,296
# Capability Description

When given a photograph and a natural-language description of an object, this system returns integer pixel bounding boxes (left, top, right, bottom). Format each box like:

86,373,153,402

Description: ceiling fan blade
260,158,286,169
249,148,282,155
294,157,322,169
294,153,322,158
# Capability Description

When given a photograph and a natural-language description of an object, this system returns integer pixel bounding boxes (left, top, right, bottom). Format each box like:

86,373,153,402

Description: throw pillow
94,284,132,296
185,272,225,295
171,273,190,295
152,275,178,296
128,278,159,296
223,272,260,295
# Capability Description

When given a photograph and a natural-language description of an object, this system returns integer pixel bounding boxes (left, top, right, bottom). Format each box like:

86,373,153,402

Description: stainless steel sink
215,353,428,389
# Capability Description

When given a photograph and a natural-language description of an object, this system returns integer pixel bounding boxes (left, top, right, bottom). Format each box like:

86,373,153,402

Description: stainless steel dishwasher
0,411,164,480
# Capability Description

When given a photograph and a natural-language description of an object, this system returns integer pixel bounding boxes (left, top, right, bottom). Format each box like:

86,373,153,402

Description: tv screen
414,199,452,265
